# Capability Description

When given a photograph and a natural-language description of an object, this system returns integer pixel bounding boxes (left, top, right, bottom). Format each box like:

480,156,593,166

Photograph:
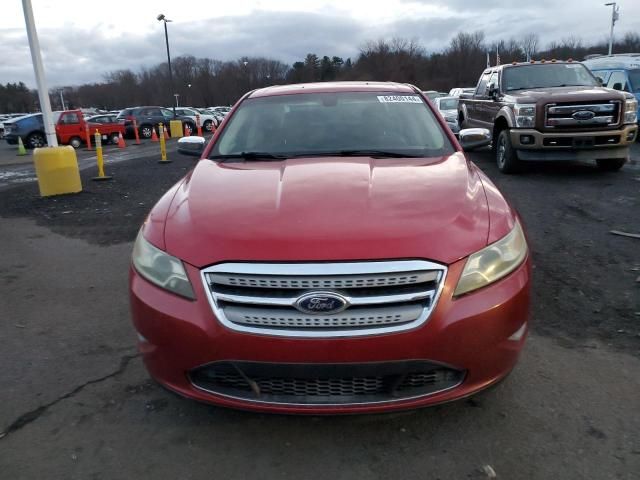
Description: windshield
439,98,458,110
503,64,598,91
628,69,640,92
211,92,454,159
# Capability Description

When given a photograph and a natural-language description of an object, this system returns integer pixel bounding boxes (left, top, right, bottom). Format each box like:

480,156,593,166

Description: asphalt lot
0,139,639,479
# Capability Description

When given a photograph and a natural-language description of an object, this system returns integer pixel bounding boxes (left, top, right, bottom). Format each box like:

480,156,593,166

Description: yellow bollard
92,129,112,181
33,145,82,197
158,123,172,164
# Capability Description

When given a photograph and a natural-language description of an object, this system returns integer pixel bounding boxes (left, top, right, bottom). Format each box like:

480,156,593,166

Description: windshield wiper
210,152,290,162
288,150,421,158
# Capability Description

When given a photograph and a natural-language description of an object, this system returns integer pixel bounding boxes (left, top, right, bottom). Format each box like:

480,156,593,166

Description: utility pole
605,2,620,56
59,89,66,110
22,0,58,147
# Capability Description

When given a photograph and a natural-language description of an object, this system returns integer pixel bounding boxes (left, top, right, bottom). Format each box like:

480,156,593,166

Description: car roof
583,54,640,70
249,81,417,98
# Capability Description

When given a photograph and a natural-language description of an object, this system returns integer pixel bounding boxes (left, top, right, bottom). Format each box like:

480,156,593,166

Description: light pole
605,2,620,56
59,89,66,110
157,14,176,117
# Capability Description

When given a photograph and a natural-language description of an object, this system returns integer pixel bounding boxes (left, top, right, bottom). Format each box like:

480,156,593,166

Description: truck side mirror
486,83,498,99
459,128,492,151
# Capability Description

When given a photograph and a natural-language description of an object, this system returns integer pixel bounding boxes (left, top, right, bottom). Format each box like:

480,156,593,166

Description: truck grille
201,261,447,337
189,361,465,405
545,101,621,130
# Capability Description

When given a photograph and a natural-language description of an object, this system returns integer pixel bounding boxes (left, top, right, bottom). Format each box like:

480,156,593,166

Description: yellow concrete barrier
169,119,183,139
33,146,82,197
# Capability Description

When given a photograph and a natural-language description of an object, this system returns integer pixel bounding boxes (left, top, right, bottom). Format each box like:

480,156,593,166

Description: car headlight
623,98,638,124
132,231,195,299
454,220,528,296
514,104,536,128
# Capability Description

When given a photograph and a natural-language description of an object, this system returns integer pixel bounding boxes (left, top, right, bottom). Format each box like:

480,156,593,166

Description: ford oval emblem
572,110,596,121
294,292,349,315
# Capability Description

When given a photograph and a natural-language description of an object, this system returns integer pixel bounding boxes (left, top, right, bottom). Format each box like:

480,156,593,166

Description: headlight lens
514,103,536,128
132,231,195,299
454,221,528,296
623,98,638,124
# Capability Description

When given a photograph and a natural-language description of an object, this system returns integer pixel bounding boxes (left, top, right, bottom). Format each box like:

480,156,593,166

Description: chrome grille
189,361,465,405
545,101,621,129
201,261,446,337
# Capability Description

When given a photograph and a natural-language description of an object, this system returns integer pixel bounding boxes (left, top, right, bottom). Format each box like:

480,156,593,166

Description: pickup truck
458,61,638,173
57,109,125,148
4,110,125,148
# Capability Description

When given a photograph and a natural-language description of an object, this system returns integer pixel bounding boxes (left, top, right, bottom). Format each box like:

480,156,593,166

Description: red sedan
130,82,531,414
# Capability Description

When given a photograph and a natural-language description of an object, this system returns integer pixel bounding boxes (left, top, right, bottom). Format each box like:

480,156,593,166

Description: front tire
496,129,519,174
596,158,625,171
69,136,82,149
26,132,46,148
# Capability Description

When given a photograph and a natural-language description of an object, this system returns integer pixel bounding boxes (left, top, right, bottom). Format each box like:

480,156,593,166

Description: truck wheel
140,124,153,139
203,120,213,132
496,130,519,174
26,132,46,148
596,158,625,171
69,136,82,149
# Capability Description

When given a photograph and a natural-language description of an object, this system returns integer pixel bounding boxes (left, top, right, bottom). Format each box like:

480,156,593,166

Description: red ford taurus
130,82,531,414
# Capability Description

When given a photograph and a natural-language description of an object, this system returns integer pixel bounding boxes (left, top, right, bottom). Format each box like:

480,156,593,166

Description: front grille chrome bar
200,260,447,338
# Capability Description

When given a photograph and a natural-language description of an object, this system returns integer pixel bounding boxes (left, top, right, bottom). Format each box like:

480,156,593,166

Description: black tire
109,132,120,144
69,136,82,149
26,132,46,148
596,158,625,171
495,129,519,174
139,124,154,139
203,120,213,132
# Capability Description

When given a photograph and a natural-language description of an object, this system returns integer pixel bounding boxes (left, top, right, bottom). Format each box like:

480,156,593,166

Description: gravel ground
0,147,639,480
0,148,637,356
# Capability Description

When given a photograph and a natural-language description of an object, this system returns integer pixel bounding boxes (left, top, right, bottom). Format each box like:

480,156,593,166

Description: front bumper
130,256,531,414
510,125,637,161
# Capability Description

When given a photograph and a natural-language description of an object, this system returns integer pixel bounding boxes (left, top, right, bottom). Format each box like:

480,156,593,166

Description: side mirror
459,128,492,151
177,136,205,157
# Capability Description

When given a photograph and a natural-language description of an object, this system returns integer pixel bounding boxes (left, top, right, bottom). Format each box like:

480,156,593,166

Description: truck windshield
503,64,598,91
211,92,454,159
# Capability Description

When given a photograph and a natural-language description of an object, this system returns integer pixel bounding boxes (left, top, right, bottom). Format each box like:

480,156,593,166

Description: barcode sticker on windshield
377,95,423,103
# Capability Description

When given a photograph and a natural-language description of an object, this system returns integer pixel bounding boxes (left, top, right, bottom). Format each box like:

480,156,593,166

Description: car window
475,73,491,96
439,98,458,110
607,71,630,92
212,92,454,158
488,72,499,91
60,113,80,124
161,108,174,118
628,69,640,92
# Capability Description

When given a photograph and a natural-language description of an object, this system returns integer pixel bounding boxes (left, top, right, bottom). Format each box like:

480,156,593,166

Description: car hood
162,153,490,267
505,86,626,104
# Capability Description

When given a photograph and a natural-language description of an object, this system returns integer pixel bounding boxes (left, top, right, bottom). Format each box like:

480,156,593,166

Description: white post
606,2,619,56
22,0,58,147
59,90,66,110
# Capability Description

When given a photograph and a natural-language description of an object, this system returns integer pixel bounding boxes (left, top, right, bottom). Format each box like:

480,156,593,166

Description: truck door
57,111,82,144
466,72,491,127
477,72,499,127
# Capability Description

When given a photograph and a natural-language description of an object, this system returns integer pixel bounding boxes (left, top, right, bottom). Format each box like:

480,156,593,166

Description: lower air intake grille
189,361,465,405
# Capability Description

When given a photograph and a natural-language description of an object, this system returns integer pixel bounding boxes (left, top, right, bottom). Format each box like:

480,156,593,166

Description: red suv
130,82,531,414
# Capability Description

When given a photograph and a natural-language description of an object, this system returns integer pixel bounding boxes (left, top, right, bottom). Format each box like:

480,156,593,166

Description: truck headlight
623,98,638,124
454,221,528,296
514,104,536,128
132,231,195,299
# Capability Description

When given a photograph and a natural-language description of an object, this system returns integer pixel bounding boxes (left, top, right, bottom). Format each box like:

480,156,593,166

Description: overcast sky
1,0,638,87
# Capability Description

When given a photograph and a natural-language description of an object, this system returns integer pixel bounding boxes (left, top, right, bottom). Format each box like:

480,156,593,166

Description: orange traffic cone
164,126,170,140
151,127,159,142
117,132,126,149
184,124,191,137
